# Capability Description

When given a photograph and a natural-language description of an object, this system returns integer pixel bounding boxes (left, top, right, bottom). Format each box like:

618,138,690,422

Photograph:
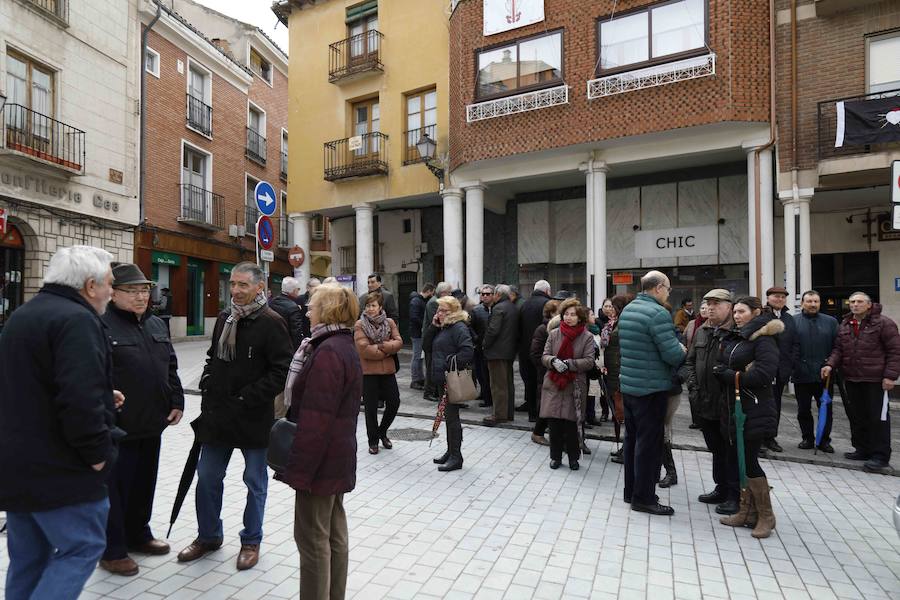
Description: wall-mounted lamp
415,132,445,191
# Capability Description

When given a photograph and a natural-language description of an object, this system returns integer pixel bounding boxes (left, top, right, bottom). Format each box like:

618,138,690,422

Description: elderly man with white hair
0,245,124,599
517,280,552,422
269,276,304,349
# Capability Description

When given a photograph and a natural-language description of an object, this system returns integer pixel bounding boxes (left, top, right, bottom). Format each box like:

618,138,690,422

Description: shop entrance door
186,258,206,336
812,252,879,319
0,224,25,333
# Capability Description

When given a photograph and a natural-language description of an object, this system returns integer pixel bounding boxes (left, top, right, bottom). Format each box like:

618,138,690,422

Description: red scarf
549,321,585,390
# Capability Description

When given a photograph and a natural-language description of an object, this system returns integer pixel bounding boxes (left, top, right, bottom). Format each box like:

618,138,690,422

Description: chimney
211,38,232,57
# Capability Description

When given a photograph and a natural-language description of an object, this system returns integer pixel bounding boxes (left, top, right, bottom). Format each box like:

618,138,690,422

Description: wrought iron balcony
403,124,436,165
818,87,900,161
186,93,212,136
280,151,288,182
177,184,224,230
277,216,291,248
21,0,68,25
244,205,259,234
328,30,384,83
246,127,266,165
324,132,388,181
1,104,85,174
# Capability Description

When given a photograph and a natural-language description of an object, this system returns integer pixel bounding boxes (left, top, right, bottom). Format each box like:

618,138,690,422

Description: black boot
658,442,677,488
433,451,450,464
439,421,463,471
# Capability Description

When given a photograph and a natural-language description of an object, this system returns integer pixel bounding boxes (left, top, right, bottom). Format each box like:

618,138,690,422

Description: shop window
476,31,563,99
867,32,900,93
0,224,25,332
598,0,706,74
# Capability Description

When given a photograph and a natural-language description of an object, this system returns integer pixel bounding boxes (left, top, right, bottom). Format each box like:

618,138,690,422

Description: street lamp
415,132,444,189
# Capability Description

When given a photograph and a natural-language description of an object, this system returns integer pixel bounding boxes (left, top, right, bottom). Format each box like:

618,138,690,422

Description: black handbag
267,417,297,475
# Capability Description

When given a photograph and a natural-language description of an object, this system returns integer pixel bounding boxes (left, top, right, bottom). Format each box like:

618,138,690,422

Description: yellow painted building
274,0,450,310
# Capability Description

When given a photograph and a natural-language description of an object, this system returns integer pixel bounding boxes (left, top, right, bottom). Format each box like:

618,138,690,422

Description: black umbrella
167,417,203,538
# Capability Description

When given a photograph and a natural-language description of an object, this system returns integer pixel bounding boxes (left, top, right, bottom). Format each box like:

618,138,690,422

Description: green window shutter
346,0,377,23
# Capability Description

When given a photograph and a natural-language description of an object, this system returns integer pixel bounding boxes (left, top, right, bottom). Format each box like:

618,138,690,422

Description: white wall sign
348,136,362,152
483,0,544,36
892,160,900,204
635,225,718,259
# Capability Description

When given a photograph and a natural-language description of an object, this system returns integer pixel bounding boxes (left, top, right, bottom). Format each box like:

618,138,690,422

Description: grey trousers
294,491,348,600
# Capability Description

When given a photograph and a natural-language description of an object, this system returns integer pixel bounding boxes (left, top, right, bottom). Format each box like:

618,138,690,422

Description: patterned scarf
217,291,268,361
600,317,616,349
549,321,585,390
283,323,351,410
360,309,390,344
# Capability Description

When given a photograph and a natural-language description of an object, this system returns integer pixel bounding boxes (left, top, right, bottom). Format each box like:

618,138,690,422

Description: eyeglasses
116,287,151,296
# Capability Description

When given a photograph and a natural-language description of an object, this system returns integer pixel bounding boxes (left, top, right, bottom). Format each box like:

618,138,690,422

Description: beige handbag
445,355,477,404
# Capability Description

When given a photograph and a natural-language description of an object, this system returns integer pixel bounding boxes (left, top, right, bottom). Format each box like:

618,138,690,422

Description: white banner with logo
635,225,718,259
483,0,544,36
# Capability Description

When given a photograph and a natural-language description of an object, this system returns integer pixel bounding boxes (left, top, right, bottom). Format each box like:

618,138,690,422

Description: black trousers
623,391,668,505
744,437,765,478
104,436,162,560
771,377,787,435
363,374,400,447
844,381,892,462
443,402,463,460
533,372,547,436
548,418,580,462
474,347,491,404
795,381,832,444
519,350,538,420
698,417,739,500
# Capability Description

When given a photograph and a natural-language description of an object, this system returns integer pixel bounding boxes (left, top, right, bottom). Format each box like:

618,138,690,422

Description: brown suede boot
749,477,776,538
744,500,759,528
719,488,752,527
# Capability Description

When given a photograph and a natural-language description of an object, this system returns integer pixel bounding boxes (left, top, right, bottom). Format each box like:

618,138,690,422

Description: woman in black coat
423,296,474,472
713,296,781,539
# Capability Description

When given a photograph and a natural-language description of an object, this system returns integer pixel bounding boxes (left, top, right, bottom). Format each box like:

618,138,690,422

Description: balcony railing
818,87,900,160
246,128,266,164
244,204,259,234
277,217,291,248
403,124,436,165
280,151,288,182
1,104,85,174
186,93,212,136
22,0,68,24
328,30,384,83
178,184,224,230
324,132,388,181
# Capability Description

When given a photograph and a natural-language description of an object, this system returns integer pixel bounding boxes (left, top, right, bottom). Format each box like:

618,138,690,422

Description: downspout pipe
140,0,162,225
753,0,777,295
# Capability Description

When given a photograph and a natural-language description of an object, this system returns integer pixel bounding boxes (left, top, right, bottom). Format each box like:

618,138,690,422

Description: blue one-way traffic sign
254,181,276,216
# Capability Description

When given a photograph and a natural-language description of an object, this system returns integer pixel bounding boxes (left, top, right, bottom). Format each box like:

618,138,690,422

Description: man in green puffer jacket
618,271,686,516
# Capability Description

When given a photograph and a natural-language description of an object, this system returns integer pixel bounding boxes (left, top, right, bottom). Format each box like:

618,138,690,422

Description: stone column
588,160,608,308
780,190,813,312
442,187,464,290
583,163,594,304
289,212,311,285
744,144,775,296
354,203,374,296
464,183,485,296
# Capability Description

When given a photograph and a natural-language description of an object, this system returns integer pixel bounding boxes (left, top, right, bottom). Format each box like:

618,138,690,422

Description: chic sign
635,225,718,259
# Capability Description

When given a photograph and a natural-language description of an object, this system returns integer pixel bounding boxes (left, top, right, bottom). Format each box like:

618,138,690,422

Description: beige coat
354,318,402,375
539,326,596,422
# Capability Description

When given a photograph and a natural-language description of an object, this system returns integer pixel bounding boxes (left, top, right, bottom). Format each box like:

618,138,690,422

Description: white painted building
0,0,140,327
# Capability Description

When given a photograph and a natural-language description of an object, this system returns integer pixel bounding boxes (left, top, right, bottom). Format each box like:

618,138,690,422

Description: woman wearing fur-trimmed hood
713,296,782,540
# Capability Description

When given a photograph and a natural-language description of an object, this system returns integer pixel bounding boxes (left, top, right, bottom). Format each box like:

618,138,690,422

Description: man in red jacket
823,292,900,475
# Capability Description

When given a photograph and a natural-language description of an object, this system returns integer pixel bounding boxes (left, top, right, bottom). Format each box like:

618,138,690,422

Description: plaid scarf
600,317,616,349
283,323,351,410
217,291,268,361
360,309,390,344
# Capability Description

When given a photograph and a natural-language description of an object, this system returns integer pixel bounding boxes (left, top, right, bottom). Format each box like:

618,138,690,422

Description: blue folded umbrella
815,386,832,451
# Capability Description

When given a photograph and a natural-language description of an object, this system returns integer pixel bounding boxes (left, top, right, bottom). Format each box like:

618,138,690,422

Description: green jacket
618,293,685,397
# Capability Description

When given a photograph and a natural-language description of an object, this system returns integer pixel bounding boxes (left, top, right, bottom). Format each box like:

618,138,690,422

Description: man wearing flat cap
99,263,185,576
764,286,799,454
684,289,741,515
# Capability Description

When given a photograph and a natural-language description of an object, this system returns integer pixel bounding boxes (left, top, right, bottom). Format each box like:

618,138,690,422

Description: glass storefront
0,224,25,332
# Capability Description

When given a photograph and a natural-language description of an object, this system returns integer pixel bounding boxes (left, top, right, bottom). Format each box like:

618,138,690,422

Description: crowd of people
1,244,898,600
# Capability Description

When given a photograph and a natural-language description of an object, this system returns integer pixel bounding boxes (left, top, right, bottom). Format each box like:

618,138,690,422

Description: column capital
441,187,464,199
352,202,375,213
288,212,311,221
588,159,609,174
461,181,487,192
777,189,814,206
741,138,773,153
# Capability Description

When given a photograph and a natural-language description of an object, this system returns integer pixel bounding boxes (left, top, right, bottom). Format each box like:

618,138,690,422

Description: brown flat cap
703,289,732,302
766,286,788,296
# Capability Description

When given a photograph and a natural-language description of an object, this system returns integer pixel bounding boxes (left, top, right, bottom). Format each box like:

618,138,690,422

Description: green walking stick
734,372,748,489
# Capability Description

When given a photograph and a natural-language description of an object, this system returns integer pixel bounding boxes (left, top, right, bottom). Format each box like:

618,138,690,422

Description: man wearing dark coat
408,282,434,389
296,277,320,338
359,273,399,322
764,286,799,453
99,264,185,576
516,280,552,421
472,284,494,407
0,245,120,599
482,284,520,425
177,262,292,571
269,276,304,350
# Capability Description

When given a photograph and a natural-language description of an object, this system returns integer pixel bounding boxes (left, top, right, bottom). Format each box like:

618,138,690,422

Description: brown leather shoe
129,538,170,555
99,556,139,576
177,539,222,563
236,544,259,570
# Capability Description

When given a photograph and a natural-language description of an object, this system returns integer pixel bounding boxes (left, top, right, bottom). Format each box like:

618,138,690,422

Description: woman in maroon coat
280,284,363,600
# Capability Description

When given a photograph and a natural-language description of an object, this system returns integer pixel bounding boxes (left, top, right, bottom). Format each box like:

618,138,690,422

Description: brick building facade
445,0,775,305
137,0,292,337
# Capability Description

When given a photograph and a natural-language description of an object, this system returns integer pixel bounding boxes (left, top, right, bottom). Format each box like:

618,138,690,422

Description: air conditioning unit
229,224,246,237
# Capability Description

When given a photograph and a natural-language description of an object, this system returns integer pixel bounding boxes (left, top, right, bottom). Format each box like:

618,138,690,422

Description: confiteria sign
635,225,718,259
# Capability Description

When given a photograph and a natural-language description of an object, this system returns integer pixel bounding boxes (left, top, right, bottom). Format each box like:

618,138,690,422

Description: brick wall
774,0,900,172
449,0,771,170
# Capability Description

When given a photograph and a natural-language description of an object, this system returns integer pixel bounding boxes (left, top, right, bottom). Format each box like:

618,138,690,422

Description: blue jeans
6,497,109,600
196,445,268,545
410,337,424,383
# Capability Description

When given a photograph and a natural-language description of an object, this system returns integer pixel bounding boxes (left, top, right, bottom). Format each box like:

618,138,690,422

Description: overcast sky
192,0,290,53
